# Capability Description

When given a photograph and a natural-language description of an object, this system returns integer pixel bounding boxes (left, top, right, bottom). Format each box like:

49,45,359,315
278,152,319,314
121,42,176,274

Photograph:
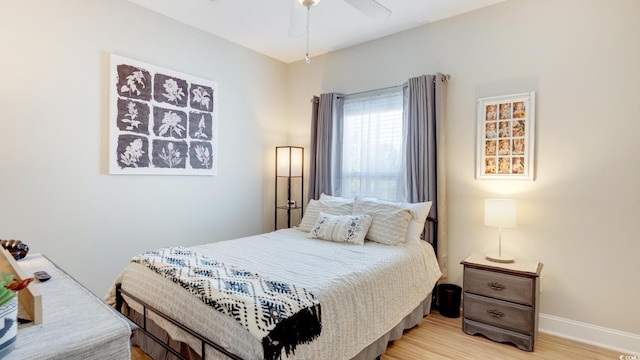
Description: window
340,88,404,201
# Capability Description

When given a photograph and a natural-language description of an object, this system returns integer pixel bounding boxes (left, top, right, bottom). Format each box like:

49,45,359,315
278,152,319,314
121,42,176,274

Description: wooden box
0,249,42,324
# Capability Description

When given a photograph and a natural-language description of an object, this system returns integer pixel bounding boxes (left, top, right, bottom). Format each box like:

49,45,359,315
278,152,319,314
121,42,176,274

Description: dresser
6,254,132,359
461,253,543,351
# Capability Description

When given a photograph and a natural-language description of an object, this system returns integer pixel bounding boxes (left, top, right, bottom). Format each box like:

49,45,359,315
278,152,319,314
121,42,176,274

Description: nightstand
461,253,543,351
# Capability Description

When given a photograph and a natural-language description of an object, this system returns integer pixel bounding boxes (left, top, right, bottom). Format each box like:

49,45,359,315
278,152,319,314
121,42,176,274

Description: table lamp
484,199,517,263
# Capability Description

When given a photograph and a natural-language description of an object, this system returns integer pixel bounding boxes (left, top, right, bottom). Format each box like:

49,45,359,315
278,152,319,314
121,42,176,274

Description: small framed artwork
476,92,535,180
109,54,218,175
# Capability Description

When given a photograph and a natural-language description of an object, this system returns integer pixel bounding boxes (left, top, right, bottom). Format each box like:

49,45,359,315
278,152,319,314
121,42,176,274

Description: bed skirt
127,293,432,360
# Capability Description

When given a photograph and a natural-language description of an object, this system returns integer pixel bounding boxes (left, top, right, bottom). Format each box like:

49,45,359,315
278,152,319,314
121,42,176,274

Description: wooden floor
382,312,623,360
131,311,625,360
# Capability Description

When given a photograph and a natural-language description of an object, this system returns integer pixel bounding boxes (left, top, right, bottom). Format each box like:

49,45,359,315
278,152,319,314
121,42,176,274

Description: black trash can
437,283,462,318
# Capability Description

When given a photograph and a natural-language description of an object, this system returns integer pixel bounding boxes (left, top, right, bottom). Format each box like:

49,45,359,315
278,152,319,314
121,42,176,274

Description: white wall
0,0,288,296
288,0,640,350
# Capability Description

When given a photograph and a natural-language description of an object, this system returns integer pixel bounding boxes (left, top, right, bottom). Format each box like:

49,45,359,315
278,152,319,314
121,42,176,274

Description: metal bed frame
116,284,243,360
117,283,423,360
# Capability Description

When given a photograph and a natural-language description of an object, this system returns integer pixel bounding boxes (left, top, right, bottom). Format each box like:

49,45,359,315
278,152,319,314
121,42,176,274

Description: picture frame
476,92,535,180
109,54,218,175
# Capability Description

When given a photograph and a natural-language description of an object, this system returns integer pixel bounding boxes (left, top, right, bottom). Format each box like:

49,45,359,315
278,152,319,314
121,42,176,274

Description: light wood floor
131,311,625,359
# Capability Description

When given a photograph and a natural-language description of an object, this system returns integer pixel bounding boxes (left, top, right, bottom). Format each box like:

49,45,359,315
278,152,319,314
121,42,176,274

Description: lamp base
485,253,515,263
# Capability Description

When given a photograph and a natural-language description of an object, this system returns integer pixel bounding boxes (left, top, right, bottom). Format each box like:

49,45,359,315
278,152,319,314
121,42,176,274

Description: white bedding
113,228,441,359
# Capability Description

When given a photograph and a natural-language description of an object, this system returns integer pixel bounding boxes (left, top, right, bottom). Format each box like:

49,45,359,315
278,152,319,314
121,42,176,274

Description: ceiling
127,0,507,64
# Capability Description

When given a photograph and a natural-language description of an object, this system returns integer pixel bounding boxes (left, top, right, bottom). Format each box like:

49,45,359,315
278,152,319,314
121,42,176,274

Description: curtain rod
339,74,451,99
337,84,405,99
311,74,450,102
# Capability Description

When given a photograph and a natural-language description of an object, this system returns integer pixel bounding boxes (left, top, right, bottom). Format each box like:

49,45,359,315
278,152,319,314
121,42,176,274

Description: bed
107,196,442,360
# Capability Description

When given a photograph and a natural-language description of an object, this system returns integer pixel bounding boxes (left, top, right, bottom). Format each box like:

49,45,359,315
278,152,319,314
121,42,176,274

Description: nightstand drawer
463,293,533,334
464,267,533,305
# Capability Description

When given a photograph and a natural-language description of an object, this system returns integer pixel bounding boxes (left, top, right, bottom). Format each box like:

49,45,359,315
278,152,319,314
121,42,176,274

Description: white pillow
297,199,354,232
319,193,354,203
308,212,372,245
397,201,433,243
356,197,432,243
352,199,414,246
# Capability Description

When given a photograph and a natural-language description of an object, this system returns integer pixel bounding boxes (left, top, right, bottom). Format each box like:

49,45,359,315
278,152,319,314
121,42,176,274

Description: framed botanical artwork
109,54,218,175
476,92,535,180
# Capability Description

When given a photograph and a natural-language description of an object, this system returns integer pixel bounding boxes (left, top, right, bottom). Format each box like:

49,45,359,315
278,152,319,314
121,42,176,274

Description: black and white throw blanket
131,247,322,360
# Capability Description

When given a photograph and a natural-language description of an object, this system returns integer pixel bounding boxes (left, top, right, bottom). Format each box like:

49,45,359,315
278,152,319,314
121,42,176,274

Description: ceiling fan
289,0,392,64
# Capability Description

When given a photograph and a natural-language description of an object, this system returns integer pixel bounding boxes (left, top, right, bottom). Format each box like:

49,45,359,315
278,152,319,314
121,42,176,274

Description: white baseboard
539,313,640,354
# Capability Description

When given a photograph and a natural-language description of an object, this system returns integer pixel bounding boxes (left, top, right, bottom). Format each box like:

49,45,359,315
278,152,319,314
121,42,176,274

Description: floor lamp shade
276,146,303,177
484,199,517,263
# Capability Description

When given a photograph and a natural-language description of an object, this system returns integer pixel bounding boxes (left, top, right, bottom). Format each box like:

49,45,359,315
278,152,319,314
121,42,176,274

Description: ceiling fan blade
288,0,307,37
344,0,391,20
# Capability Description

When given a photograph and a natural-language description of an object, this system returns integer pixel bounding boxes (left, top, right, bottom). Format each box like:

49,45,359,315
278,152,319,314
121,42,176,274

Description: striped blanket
131,247,321,360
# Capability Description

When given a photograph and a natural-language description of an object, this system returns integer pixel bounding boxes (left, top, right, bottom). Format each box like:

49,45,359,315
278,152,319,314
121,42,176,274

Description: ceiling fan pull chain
305,4,311,64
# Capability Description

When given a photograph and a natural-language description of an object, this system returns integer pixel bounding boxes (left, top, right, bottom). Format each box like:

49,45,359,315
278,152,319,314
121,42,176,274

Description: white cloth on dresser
10,254,131,360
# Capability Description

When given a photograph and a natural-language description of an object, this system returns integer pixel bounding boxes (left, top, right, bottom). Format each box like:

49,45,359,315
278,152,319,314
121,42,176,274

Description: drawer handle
487,309,504,318
487,282,505,291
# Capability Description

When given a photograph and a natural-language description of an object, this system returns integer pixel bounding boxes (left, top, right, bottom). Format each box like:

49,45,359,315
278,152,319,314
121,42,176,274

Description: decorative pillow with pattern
308,212,372,245
352,199,414,246
298,199,354,232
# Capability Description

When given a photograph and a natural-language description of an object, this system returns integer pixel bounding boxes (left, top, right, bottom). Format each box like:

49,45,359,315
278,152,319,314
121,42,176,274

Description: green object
0,273,17,307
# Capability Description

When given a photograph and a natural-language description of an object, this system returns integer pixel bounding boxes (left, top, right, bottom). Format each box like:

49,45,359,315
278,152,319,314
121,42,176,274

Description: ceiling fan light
298,0,320,7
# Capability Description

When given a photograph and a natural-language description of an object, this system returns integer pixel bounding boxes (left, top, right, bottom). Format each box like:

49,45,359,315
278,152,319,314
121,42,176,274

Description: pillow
352,199,414,246
297,199,354,232
308,212,372,245
319,193,354,203
403,201,433,243
356,197,433,243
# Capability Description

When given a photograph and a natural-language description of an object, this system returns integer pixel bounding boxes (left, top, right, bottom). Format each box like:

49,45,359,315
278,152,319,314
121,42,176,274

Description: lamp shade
484,199,517,228
276,146,303,177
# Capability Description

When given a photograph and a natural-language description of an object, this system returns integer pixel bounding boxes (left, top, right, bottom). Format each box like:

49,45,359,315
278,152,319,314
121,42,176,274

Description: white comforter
114,228,441,359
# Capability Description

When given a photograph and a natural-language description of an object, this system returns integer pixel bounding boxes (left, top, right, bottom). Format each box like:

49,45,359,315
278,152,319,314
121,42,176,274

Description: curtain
403,73,448,280
308,93,343,200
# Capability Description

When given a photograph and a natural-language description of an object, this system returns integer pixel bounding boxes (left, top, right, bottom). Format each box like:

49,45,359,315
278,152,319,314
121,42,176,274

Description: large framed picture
476,92,535,180
109,54,218,175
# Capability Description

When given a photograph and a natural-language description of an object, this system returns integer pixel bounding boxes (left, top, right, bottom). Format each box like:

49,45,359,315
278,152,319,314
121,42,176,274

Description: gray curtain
308,93,343,200
403,73,449,280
